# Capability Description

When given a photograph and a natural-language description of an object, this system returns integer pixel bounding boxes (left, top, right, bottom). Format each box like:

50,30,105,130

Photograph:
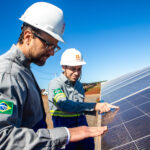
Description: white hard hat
60,48,86,66
19,2,65,42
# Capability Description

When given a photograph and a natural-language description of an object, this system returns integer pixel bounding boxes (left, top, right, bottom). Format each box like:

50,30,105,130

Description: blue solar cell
125,115,150,140
112,142,137,150
135,135,150,150
120,107,144,122
138,101,150,114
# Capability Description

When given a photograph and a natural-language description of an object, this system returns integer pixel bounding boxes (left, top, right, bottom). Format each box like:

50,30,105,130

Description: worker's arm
48,80,118,113
48,80,96,113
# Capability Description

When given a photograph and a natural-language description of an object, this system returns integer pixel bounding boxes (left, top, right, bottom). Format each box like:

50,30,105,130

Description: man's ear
62,66,65,72
23,29,33,45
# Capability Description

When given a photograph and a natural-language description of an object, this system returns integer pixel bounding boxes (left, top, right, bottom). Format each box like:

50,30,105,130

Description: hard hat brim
60,61,86,66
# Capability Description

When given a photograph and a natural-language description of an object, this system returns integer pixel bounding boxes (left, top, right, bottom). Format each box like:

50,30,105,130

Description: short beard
31,57,46,66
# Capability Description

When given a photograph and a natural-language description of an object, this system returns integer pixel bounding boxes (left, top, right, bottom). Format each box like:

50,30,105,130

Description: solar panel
100,66,150,150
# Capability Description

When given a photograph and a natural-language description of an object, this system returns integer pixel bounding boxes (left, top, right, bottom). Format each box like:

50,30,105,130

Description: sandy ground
42,95,53,129
42,94,100,128
84,94,100,127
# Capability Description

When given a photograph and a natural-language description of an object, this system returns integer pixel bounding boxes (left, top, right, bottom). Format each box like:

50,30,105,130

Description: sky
1,0,150,89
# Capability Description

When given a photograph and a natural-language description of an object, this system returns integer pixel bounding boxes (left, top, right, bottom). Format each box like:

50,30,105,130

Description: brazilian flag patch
0,100,14,115
53,88,63,95
53,88,66,102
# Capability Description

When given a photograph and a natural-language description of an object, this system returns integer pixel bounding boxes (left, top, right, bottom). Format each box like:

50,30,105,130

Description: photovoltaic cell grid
101,66,150,104
100,67,150,150
101,89,150,149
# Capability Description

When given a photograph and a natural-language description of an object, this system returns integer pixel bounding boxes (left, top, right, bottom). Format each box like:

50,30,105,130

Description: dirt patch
42,95,53,129
84,94,100,127
85,83,100,95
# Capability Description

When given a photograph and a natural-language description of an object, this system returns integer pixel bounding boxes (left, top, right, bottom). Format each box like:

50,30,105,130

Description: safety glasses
33,33,61,53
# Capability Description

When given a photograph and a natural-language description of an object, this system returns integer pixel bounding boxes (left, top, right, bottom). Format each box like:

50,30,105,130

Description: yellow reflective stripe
55,95,66,102
51,113,81,117
54,93,63,100
50,110,80,117
54,93,66,102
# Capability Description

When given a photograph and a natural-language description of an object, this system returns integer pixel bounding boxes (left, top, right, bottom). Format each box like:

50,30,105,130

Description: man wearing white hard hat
48,48,119,150
0,2,108,150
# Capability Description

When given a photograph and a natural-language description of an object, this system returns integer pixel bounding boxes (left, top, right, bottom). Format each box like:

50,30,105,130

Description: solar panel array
100,66,150,150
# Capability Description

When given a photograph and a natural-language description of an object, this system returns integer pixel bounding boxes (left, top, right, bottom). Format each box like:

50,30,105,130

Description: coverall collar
10,44,31,68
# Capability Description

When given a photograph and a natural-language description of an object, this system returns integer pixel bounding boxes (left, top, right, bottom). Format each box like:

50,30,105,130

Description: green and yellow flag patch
53,88,63,95
53,88,66,102
0,100,14,115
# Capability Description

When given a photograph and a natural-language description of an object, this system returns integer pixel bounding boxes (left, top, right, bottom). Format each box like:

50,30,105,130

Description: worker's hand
68,126,107,142
95,102,119,113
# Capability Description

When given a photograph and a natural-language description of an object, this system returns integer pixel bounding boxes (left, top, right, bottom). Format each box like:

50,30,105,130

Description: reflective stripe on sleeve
54,93,66,102
50,110,81,117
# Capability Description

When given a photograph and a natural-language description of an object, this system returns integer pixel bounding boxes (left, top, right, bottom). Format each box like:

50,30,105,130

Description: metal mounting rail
95,83,102,150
